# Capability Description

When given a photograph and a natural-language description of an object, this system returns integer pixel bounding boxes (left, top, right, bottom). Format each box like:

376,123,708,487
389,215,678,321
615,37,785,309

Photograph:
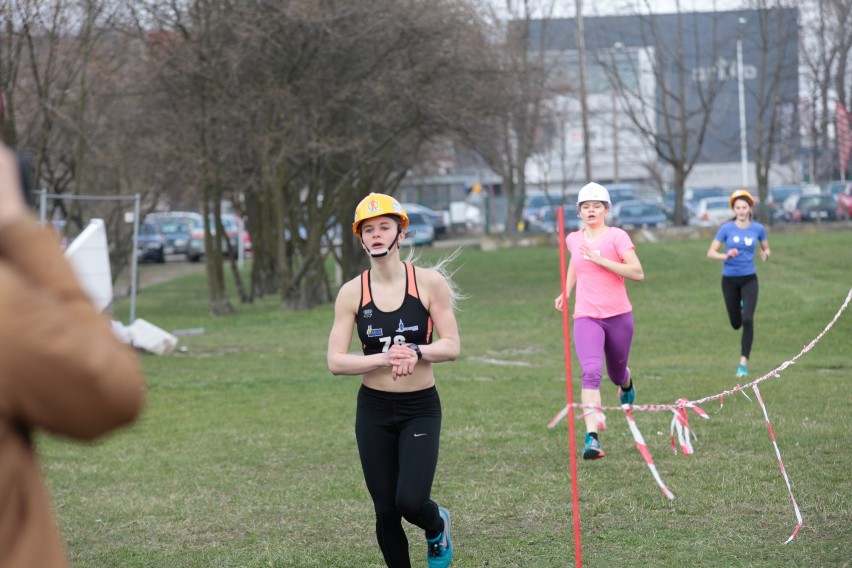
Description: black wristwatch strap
408,343,422,360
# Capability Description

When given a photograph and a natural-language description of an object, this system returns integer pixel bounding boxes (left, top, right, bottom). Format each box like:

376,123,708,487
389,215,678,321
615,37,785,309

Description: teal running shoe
619,367,635,406
583,432,605,460
736,364,748,378
427,507,453,567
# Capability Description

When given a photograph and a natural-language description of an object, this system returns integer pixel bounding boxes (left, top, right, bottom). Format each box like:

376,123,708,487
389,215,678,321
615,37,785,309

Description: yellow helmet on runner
729,189,755,209
352,193,409,235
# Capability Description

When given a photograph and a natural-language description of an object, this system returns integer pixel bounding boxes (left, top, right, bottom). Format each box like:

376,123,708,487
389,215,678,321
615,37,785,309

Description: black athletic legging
721,274,759,359
355,384,444,568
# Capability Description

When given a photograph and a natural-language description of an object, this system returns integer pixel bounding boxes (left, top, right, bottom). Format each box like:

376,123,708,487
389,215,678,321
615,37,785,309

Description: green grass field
41,229,851,567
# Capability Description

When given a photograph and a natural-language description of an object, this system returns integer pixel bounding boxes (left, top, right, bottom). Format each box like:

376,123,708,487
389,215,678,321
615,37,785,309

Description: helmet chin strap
362,228,401,258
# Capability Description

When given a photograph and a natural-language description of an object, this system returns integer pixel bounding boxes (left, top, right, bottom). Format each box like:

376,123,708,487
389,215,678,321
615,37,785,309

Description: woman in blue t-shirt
706,190,771,378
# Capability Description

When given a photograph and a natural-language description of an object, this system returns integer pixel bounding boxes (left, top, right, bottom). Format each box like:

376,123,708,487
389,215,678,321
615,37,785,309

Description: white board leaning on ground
64,218,113,312
62,217,178,356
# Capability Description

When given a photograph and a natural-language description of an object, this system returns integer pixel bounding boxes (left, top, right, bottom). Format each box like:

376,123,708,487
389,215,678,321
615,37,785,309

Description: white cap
577,182,611,207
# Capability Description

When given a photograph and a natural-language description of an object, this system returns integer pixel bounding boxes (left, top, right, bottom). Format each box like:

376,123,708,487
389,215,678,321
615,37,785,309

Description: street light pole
611,42,624,184
576,0,593,181
736,18,748,187
612,88,619,183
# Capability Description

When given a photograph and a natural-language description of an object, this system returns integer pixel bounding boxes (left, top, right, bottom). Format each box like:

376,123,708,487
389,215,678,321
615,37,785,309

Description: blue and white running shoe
427,507,453,567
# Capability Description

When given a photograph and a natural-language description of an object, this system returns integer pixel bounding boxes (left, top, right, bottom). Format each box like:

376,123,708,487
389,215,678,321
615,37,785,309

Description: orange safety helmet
729,189,755,209
352,193,409,235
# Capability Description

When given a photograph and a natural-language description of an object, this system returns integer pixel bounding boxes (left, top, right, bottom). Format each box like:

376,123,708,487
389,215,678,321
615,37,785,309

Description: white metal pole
237,218,245,269
612,88,619,183
737,37,748,187
38,189,47,223
576,0,593,181
129,194,140,323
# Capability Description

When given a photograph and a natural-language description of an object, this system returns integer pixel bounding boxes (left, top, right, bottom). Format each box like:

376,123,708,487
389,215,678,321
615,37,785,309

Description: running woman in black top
327,193,461,568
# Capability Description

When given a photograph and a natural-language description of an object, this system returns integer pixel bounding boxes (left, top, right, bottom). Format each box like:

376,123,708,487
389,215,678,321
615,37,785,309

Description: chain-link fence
36,190,142,323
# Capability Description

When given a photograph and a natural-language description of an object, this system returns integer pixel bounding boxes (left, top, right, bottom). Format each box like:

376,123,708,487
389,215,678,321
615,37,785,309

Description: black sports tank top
357,263,433,355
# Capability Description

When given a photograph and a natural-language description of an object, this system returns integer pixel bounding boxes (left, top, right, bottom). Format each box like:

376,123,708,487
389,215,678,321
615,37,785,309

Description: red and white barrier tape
547,287,850,542
549,405,607,431
752,384,803,544
624,408,675,500
549,287,851,421
670,398,709,455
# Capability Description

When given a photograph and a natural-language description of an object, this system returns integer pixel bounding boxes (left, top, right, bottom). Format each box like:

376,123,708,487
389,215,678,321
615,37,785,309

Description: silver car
688,196,733,227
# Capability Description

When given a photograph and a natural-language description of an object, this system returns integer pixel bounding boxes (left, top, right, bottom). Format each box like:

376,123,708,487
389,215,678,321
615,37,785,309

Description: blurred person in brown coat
0,144,145,567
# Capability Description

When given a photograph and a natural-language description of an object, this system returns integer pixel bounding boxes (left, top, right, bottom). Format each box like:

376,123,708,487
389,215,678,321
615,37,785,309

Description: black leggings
355,385,444,568
721,274,759,359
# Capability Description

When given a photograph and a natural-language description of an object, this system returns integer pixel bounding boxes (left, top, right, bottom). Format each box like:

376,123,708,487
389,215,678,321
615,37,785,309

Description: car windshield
155,221,187,234
160,214,202,229
609,191,636,205
691,188,726,201
525,195,550,209
407,212,430,225
707,200,730,209
771,187,799,201
798,195,827,207
527,194,571,209
825,182,849,195
621,204,659,216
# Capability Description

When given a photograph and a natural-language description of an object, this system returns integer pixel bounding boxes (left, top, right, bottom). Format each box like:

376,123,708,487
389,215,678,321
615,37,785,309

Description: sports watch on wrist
408,343,422,360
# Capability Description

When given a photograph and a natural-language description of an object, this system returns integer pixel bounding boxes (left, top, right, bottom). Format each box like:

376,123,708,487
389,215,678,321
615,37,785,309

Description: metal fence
36,190,142,323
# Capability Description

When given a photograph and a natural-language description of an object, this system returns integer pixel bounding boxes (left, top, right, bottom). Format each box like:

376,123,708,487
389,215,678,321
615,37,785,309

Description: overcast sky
484,0,747,20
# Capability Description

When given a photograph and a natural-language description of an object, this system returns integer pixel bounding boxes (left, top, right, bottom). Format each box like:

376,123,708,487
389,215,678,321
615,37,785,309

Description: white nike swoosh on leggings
414,433,427,437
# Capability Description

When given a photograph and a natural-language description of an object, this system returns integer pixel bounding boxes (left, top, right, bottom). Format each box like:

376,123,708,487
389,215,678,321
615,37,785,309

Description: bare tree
465,0,559,234
799,0,852,182
594,5,728,225
0,0,27,147
128,0,493,311
2,1,177,283
743,2,799,223
131,0,244,315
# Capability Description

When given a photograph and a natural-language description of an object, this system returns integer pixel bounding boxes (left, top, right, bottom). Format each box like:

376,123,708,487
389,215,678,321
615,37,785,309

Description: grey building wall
523,9,800,185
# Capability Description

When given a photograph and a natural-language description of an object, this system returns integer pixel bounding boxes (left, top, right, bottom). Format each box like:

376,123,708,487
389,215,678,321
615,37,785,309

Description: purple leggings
574,312,634,390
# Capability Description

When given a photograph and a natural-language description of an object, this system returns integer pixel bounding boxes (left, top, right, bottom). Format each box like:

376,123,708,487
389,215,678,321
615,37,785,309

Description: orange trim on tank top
406,262,418,298
361,263,418,308
360,270,371,307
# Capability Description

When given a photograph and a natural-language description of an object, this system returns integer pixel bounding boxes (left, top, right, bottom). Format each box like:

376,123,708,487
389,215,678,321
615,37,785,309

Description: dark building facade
522,8,799,188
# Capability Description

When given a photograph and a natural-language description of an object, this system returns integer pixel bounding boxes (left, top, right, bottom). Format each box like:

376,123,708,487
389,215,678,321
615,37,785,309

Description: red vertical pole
557,206,583,567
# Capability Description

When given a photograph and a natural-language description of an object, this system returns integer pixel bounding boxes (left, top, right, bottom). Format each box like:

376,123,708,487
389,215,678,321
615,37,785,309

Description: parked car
146,215,192,256
401,211,435,247
660,189,692,224
766,185,801,219
221,213,252,255
402,203,447,238
684,187,727,219
823,180,852,200
146,211,205,261
527,205,584,234
776,192,800,221
688,196,733,227
605,184,639,207
609,200,669,229
136,221,166,263
183,214,252,261
776,193,839,223
836,183,852,220
521,192,554,230
284,218,343,249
